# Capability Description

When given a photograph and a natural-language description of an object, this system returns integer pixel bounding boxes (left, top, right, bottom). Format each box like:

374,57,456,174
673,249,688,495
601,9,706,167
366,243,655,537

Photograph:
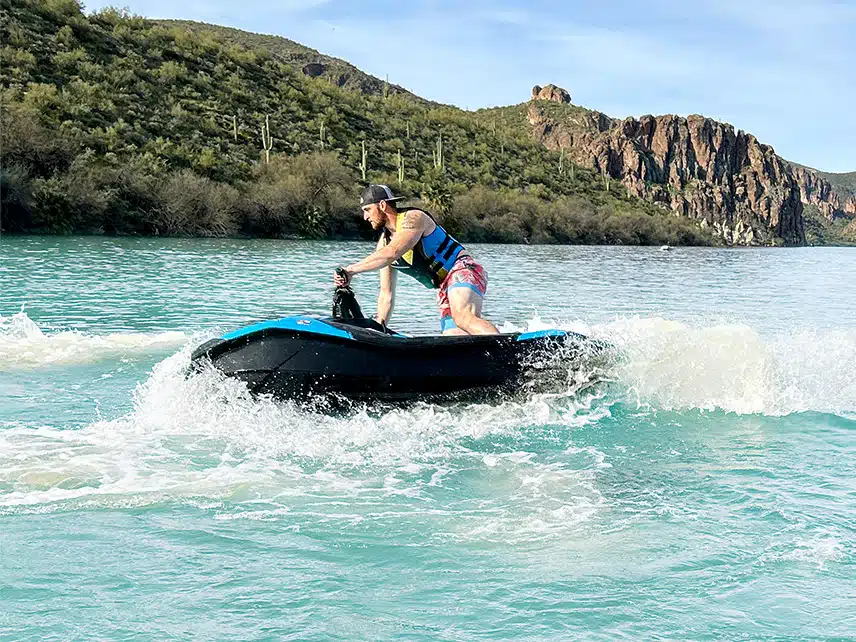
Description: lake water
1,236,855,639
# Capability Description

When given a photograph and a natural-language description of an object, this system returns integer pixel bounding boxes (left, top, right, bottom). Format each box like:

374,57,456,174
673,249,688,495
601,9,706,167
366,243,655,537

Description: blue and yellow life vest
383,208,464,288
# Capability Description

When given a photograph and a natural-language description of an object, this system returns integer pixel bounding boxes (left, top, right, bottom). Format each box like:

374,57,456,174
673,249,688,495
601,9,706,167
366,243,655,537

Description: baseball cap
359,184,407,207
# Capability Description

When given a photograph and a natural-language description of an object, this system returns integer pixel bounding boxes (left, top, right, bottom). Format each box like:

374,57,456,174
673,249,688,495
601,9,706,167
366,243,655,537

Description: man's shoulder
397,208,428,232
400,207,429,218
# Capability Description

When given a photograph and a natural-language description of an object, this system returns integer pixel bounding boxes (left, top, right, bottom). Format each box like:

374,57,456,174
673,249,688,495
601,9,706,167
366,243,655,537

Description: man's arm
376,265,396,325
370,233,397,324
344,210,425,276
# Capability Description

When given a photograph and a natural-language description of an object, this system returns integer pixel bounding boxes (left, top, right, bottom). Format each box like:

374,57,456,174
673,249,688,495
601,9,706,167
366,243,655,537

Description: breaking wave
0,311,186,369
600,316,856,417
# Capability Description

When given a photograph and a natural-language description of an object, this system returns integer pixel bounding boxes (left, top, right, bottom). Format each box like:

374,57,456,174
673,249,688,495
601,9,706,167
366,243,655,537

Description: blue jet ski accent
516,329,568,341
222,316,355,341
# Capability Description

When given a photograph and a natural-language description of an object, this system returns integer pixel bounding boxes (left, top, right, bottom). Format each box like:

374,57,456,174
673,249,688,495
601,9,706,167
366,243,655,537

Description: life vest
382,208,464,288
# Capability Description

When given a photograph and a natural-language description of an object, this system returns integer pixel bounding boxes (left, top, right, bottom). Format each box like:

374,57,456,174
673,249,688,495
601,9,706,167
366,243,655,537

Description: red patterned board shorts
437,255,488,329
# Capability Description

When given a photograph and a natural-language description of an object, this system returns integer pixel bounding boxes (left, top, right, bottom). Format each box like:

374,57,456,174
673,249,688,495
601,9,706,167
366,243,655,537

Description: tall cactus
433,134,444,169
260,114,272,164
232,114,237,142
320,119,326,149
397,149,404,185
359,139,367,181
558,147,565,176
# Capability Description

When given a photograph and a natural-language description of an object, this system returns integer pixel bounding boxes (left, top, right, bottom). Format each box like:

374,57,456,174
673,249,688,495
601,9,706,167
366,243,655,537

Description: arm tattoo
401,211,422,231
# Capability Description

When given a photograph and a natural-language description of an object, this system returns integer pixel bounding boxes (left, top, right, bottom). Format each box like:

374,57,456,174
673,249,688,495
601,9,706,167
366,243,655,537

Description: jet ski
190,278,608,405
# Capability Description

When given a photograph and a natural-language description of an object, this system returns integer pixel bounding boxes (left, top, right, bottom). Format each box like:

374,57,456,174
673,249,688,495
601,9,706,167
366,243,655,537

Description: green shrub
153,170,239,236
0,165,34,232
0,98,73,176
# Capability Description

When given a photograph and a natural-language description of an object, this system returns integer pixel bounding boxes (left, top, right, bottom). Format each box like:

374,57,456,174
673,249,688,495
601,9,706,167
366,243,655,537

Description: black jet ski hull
191,316,605,404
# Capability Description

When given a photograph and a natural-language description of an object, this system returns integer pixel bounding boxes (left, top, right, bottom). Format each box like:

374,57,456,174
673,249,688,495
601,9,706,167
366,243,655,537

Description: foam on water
5,310,853,419
0,311,186,369
529,315,856,417
2,313,854,544
759,530,850,568
0,339,611,543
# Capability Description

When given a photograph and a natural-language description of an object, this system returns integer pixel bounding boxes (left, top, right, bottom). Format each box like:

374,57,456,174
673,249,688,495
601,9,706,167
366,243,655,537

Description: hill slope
0,0,713,246
821,171,856,198
156,19,429,104
789,163,856,200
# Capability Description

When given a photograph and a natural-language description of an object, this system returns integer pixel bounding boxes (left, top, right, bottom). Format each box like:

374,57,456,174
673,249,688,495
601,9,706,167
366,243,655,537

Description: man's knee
451,307,479,327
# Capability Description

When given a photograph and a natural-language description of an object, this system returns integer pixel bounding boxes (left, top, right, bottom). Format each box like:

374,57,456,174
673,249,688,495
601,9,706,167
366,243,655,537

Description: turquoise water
1,236,855,640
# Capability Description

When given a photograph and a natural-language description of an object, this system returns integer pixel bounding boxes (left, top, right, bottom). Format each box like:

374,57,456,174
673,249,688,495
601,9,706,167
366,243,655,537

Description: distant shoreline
3,231,853,248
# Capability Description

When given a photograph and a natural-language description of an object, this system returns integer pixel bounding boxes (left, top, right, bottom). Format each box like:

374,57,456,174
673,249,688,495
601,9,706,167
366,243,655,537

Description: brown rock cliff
525,101,856,245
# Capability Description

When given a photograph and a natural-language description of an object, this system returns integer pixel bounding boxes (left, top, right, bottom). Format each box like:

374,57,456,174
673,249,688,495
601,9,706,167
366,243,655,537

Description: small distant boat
660,245,672,251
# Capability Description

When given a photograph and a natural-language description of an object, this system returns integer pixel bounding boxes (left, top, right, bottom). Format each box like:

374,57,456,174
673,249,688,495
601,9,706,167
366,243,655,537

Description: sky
84,0,856,172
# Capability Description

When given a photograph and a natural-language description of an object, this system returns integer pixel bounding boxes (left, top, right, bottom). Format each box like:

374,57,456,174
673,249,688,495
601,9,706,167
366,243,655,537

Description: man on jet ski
333,185,499,335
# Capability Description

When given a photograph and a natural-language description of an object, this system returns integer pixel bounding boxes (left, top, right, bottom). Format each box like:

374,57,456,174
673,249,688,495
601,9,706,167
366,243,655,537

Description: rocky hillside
480,87,855,246
789,165,856,219
2,1,714,246
2,2,849,246
150,27,855,247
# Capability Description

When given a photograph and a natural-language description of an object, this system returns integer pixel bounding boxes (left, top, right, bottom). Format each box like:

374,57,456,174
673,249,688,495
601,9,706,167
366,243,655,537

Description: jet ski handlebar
331,269,397,335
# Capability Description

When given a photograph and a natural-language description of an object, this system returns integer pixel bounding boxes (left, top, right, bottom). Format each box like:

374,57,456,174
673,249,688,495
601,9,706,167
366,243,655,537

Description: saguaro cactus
232,115,237,142
433,134,444,169
320,120,326,149
359,140,367,180
260,114,272,164
397,149,404,185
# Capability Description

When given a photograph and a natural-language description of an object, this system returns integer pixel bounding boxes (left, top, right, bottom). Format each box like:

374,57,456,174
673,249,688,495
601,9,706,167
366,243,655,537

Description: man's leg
440,313,468,336
447,285,498,335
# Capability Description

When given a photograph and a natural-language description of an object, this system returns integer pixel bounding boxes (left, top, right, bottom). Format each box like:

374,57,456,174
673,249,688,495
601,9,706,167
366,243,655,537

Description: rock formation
525,101,853,245
789,165,856,219
531,84,572,104
301,62,325,77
